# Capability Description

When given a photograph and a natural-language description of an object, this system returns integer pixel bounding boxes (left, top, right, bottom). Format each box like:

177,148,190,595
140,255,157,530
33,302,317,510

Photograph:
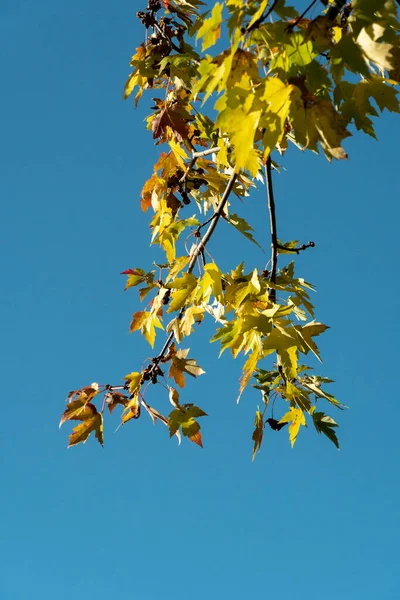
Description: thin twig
179,147,220,185
286,0,320,31
244,0,279,34
276,241,315,254
265,157,278,303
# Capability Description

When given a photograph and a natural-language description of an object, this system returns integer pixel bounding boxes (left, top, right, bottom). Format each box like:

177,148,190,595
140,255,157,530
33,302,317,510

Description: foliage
60,0,400,456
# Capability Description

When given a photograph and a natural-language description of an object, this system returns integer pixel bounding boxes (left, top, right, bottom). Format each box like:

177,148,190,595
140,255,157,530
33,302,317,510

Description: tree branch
148,170,238,374
265,157,278,303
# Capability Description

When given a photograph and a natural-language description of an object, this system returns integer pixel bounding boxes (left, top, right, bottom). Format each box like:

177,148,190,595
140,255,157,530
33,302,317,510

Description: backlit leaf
279,407,306,447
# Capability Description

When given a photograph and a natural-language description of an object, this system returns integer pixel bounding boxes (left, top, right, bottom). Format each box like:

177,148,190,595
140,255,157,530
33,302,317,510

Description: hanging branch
147,170,238,376
265,157,278,303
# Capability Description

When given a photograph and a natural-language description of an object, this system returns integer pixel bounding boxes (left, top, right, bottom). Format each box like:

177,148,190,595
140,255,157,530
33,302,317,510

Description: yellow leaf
168,137,188,168
123,372,142,395
167,273,198,312
196,3,224,51
121,393,141,422
238,349,260,402
143,313,164,348
202,262,224,303
262,78,295,157
68,413,104,448
179,306,205,337
216,106,261,176
279,407,306,447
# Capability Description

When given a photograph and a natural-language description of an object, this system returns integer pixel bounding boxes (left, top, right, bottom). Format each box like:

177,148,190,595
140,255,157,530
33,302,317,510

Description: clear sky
1,2,400,599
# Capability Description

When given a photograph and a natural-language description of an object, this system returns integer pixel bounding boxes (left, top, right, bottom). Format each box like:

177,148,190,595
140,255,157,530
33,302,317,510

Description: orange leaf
189,431,203,448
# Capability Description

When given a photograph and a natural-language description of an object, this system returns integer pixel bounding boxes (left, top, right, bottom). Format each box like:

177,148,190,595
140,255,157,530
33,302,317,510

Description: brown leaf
152,106,190,142
105,391,129,415
66,384,99,405
60,400,97,427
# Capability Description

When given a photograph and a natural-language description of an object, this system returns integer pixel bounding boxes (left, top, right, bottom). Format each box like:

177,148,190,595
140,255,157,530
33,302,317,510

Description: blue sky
1,1,400,599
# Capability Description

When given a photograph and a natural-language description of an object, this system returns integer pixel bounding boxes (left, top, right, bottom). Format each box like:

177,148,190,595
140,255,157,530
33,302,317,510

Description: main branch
265,157,278,303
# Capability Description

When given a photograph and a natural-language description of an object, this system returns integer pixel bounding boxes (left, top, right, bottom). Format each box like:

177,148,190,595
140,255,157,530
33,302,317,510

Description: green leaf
167,273,198,312
168,404,207,446
226,213,263,250
311,410,339,449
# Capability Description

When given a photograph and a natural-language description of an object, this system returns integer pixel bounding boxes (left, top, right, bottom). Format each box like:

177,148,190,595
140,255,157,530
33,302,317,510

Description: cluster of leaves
61,0,399,456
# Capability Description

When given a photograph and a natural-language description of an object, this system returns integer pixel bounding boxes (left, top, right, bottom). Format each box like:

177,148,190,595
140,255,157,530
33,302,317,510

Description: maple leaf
66,384,99,405
357,25,394,72
168,348,205,388
279,407,306,447
68,413,104,448
59,400,98,427
121,268,155,292
168,404,207,445
311,409,339,449
152,106,190,142
105,391,129,415
196,2,223,51
121,394,141,424
60,399,104,448
123,372,142,395
129,311,163,348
